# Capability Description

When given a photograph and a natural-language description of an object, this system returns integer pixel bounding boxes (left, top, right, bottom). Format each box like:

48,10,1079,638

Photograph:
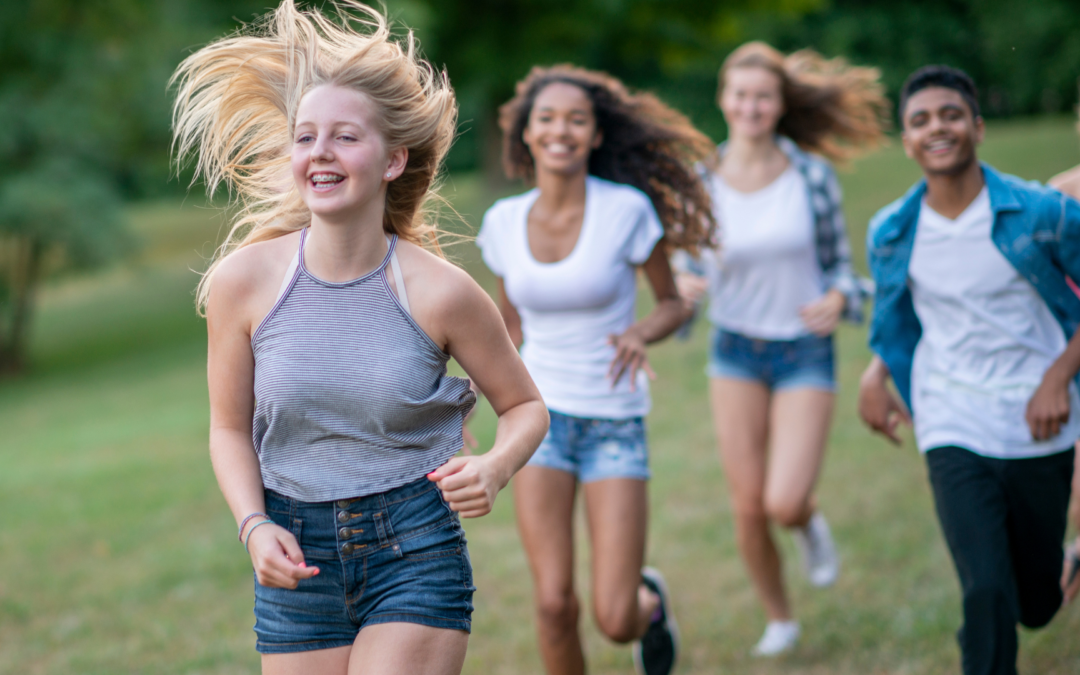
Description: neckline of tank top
714,163,796,199
297,227,398,288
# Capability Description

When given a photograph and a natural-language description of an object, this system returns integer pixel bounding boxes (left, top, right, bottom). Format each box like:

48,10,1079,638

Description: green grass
3,118,1080,674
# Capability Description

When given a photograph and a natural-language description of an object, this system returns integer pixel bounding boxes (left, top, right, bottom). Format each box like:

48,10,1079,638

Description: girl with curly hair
171,2,548,672
475,64,716,675
676,42,888,656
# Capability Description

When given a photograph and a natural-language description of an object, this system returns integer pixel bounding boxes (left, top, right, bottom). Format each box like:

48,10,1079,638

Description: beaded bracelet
244,520,275,552
238,512,270,542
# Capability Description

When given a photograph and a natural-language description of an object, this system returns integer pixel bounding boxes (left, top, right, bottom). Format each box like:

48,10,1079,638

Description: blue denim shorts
253,477,474,654
526,410,650,482
706,328,835,392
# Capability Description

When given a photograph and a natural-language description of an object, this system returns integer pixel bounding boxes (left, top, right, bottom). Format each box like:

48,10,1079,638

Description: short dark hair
899,65,980,123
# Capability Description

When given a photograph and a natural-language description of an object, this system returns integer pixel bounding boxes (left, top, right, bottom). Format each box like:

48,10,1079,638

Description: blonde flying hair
171,0,456,313
719,42,890,162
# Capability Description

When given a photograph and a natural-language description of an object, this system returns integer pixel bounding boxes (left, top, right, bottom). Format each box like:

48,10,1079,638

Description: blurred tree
0,0,268,372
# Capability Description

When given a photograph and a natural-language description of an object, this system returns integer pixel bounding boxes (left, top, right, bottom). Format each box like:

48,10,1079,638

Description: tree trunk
0,236,44,374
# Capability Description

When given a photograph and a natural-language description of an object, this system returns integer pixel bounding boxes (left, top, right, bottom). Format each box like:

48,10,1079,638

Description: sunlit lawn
2,118,1080,674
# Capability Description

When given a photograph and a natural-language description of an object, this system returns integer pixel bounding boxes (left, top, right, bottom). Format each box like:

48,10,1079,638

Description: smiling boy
858,65,1080,675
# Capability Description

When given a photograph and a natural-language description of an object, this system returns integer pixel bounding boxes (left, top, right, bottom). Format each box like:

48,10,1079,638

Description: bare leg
514,466,585,675
709,377,790,621
583,478,660,644
263,646,351,675
764,388,835,529
347,623,467,675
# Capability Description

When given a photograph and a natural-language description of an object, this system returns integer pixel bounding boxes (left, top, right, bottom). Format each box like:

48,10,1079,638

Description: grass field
2,118,1080,674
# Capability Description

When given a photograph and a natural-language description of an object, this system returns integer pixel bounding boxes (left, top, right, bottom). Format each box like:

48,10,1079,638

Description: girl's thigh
349,623,468,675
709,377,771,506
582,478,648,613
514,466,578,591
262,646,351,675
765,387,834,507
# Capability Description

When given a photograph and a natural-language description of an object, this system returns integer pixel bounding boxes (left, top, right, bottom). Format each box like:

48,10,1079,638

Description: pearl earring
385,172,392,178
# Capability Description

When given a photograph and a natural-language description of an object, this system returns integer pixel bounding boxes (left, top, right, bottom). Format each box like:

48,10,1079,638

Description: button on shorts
253,476,474,654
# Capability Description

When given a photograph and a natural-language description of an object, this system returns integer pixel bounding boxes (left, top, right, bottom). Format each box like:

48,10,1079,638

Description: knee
731,496,768,528
593,599,640,644
1018,587,1062,629
535,589,579,632
764,496,808,529
963,580,1015,622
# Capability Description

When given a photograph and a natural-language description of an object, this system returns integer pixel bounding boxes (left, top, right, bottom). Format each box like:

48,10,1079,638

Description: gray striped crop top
251,229,476,502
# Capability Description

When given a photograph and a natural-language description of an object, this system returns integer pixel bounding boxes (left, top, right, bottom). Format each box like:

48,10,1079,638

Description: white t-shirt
908,187,1080,458
477,176,664,419
701,165,824,340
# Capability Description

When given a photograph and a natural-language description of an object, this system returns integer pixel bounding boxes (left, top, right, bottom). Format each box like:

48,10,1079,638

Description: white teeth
311,174,343,185
546,144,571,153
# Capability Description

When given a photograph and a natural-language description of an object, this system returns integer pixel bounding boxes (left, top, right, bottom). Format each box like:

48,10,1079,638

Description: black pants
926,446,1074,675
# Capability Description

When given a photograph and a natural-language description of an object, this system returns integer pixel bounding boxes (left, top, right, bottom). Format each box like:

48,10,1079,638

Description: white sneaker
751,620,800,657
793,512,839,588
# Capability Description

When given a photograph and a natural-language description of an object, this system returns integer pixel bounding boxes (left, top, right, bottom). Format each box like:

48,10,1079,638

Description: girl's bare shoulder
208,231,302,325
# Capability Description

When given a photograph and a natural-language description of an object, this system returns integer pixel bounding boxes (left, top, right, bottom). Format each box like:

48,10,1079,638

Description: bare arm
426,269,548,518
206,252,317,588
857,355,912,446
494,278,523,349
608,243,688,388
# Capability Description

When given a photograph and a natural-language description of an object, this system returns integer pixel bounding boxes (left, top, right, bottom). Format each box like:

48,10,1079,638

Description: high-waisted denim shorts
253,476,474,654
706,328,836,392
526,409,649,482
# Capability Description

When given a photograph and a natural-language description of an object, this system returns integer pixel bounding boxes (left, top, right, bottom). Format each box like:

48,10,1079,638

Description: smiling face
901,86,984,176
290,84,407,223
720,66,785,141
522,82,602,177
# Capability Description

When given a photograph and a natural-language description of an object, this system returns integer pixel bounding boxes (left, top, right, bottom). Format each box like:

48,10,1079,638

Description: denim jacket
708,137,871,323
867,163,1080,409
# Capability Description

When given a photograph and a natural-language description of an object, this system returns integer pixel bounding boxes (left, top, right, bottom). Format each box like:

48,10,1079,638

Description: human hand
858,362,911,445
246,522,319,589
799,289,846,337
1026,367,1071,441
675,273,708,310
1062,539,1080,605
427,455,507,518
607,328,656,392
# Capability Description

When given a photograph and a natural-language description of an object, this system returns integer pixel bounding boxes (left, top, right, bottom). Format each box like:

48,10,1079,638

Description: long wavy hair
719,42,890,162
171,0,457,313
500,65,717,253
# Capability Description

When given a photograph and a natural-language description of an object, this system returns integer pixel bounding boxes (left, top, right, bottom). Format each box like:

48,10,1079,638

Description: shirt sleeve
475,207,505,278
624,196,665,265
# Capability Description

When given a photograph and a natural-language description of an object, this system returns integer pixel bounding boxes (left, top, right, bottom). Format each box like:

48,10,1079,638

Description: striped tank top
251,229,476,502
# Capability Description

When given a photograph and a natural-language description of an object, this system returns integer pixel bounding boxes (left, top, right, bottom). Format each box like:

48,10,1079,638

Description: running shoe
793,512,839,588
751,620,800,657
633,567,679,675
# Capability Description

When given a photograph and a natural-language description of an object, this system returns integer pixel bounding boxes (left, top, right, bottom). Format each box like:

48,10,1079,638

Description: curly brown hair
499,65,717,253
720,42,890,162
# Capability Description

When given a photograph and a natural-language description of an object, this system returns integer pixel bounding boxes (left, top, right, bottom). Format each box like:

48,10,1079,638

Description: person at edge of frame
858,64,1080,675
1047,114,1080,584
674,41,888,657
171,2,550,673
474,64,717,675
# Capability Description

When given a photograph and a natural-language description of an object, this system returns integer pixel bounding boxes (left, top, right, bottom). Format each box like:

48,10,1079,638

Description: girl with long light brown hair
476,64,715,675
171,3,548,672
677,41,888,656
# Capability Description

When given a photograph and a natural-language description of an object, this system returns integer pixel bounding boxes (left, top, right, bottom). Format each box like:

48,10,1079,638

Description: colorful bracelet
244,520,275,552
238,512,270,542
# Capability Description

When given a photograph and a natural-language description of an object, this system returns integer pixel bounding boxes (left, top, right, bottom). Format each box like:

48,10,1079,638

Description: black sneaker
633,567,679,675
